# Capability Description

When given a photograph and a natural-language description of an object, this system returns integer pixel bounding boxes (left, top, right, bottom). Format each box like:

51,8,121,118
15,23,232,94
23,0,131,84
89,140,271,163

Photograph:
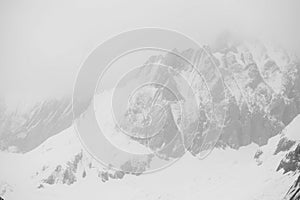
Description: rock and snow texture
0,114,300,200
1,38,300,199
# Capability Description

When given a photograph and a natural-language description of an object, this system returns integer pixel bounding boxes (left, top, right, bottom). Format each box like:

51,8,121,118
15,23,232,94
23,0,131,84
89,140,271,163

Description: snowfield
1,115,299,200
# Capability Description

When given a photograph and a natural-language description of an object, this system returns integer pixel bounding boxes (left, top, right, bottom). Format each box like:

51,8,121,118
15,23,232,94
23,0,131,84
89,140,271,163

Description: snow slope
1,115,300,200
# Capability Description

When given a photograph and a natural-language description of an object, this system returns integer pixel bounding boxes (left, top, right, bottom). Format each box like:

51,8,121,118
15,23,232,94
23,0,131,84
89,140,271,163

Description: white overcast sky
0,0,299,107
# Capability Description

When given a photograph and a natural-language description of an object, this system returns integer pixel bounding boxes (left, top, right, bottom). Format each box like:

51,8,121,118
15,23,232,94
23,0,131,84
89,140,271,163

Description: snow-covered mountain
1,36,300,199
108,37,300,163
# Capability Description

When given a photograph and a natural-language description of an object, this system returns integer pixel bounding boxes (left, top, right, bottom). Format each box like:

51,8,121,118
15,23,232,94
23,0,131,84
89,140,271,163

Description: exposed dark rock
254,149,263,159
37,184,44,189
43,165,62,185
277,144,300,174
42,152,83,185
275,137,296,155
62,168,77,185
82,170,86,178
284,175,300,200
254,149,264,166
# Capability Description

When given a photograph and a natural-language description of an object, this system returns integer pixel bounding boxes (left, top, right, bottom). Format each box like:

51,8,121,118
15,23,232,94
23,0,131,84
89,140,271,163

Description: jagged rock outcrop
40,151,127,186
119,38,300,162
277,144,300,174
275,137,297,155
284,175,300,200
30,129,130,187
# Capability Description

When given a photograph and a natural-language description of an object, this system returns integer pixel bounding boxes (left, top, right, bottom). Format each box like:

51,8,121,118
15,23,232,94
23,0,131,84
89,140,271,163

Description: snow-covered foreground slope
1,115,300,200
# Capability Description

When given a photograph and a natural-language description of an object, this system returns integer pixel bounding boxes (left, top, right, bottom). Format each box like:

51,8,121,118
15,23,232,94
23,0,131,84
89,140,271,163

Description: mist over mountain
1,34,300,199
1,33,300,153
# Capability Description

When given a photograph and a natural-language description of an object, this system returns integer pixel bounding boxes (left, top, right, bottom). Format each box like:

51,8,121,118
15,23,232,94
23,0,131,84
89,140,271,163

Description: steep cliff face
199,42,299,149
277,144,300,174
280,143,300,200
273,114,300,200
117,39,300,162
284,176,300,200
